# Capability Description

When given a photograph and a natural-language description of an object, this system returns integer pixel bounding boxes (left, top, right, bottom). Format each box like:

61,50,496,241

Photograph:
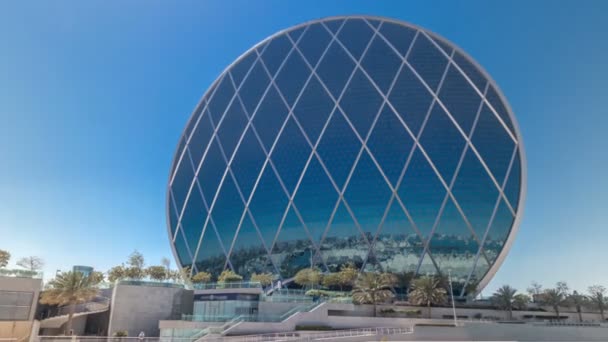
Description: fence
192,282,262,290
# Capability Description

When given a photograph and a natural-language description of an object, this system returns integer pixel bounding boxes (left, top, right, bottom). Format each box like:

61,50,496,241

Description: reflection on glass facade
167,16,525,297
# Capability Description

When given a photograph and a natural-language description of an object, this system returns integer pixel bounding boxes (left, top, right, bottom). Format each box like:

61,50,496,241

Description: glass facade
167,16,525,297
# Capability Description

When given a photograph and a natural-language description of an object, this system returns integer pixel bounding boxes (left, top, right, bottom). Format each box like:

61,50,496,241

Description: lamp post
448,269,457,327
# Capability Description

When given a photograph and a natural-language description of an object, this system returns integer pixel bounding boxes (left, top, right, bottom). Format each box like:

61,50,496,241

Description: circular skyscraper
167,15,525,296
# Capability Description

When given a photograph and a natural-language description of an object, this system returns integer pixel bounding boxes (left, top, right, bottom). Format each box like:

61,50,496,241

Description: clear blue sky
1,1,607,294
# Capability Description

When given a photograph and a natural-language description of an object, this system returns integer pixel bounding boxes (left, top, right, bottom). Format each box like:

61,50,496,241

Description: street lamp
448,269,457,327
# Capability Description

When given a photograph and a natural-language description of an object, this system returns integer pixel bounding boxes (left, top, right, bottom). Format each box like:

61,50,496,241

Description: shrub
295,325,332,331
113,331,128,337
473,312,483,319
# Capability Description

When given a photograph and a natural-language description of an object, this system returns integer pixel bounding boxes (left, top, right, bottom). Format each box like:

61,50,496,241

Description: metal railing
117,280,185,289
192,282,262,290
37,337,202,342
200,327,414,341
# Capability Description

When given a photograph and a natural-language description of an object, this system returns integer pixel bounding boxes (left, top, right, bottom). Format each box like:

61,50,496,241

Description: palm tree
491,285,517,320
408,276,447,318
351,273,396,317
588,285,607,320
568,291,588,322
40,271,100,335
540,288,566,320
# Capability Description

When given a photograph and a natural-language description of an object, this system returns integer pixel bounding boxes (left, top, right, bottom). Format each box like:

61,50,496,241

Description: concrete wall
0,276,43,321
0,321,34,339
107,284,192,337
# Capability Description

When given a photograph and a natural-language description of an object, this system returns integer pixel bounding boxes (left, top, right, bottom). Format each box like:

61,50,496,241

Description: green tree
218,269,243,283
89,271,105,284
146,266,168,281
107,265,126,283
322,273,341,290
588,285,607,320
527,281,543,303
491,285,518,320
294,268,322,290
540,288,567,319
16,256,44,272
251,272,273,287
40,271,99,334
513,293,531,310
125,251,145,279
0,250,10,268
337,264,358,290
352,273,396,317
191,271,212,284
408,276,447,318
568,290,588,322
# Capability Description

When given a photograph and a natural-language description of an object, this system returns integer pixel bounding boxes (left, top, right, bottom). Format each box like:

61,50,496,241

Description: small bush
473,313,483,319
305,289,341,297
113,331,128,337
380,308,396,314
295,325,333,331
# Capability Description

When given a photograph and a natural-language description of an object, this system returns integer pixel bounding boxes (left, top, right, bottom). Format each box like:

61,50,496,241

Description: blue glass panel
184,100,205,140
486,85,516,135
270,206,316,278
439,64,482,136
428,34,453,56
320,202,367,272
419,105,467,183
429,199,479,282
398,149,446,238
270,118,312,194
453,51,487,92
197,139,226,204
361,36,402,94
375,201,422,274
504,150,521,211
368,19,381,28
316,112,361,189
230,127,266,200
174,229,193,268
260,35,292,77
275,52,310,107
470,256,490,287
170,137,186,180
229,213,275,278
483,199,514,264
297,23,332,67
452,149,499,241
389,67,434,136
171,153,195,215
238,61,270,115
339,69,383,138
249,166,289,249
180,184,208,256
216,99,248,159
288,26,306,42
211,176,245,253
294,157,339,244
367,106,415,186
230,52,257,89
472,104,516,185
417,251,438,275
293,77,334,144
316,42,356,99
194,225,226,278
188,113,214,168
324,19,345,34
407,34,449,92
207,76,235,124
379,22,416,57
344,151,392,238
252,87,289,152
169,191,179,237
337,19,374,60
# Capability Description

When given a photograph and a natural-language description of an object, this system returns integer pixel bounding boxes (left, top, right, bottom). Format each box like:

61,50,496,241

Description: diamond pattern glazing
167,16,525,297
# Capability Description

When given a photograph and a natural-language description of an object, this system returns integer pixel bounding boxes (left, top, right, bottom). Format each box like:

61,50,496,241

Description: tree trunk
427,301,431,319
577,306,583,322
65,303,76,335
372,292,376,317
601,307,605,321
554,306,560,320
